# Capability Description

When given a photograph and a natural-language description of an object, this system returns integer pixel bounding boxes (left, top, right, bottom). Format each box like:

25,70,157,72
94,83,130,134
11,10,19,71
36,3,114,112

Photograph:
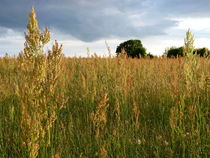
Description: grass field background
0,56,209,157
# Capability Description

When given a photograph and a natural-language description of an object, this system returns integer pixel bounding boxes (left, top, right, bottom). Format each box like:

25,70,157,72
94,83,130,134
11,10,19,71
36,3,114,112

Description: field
0,7,209,158
0,56,209,158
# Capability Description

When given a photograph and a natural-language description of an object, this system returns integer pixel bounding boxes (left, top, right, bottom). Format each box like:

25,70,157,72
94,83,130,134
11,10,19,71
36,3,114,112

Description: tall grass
0,8,209,158
0,56,209,157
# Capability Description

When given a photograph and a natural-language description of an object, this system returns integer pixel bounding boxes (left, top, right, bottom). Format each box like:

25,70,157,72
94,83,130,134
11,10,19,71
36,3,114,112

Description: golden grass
0,7,209,158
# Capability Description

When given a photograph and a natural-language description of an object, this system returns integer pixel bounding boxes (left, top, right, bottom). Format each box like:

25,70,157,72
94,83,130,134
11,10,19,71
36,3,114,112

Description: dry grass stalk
132,102,140,129
99,144,108,158
112,99,121,136
114,99,121,123
90,94,109,138
117,48,128,59
52,152,60,158
16,6,65,158
206,76,210,88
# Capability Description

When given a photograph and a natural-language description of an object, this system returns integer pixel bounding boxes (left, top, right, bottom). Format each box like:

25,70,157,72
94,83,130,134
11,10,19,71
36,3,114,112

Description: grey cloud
0,27,9,36
156,0,210,17
0,0,208,42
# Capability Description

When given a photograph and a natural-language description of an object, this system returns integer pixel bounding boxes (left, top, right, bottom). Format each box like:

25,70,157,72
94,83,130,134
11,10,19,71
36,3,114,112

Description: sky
1,0,210,57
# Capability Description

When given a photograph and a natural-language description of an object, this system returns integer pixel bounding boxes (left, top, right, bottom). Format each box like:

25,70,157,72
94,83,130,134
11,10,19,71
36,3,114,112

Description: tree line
116,39,210,58
163,46,210,58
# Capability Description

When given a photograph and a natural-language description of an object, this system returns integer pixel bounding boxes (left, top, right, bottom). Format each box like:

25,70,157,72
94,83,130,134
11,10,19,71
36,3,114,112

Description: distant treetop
164,46,210,58
116,40,147,58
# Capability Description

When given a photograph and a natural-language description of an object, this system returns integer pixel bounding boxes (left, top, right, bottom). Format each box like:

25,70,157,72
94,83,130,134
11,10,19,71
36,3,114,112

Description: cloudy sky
1,0,210,57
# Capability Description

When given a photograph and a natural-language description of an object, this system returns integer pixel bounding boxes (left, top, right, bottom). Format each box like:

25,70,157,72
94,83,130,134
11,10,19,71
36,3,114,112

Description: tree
146,53,155,58
164,46,210,58
116,40,146,58
195,48,210,57
165,47,184,58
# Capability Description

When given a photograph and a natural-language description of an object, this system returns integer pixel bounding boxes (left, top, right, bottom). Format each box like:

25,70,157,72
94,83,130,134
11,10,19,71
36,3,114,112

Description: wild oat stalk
16,7,65,158
90,94,109,158
132,102,140,129
90,94,109,139
183,29,199,98
169,29,207,157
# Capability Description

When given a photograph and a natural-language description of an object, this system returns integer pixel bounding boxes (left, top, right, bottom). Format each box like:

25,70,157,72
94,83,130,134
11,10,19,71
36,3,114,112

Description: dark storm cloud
0,0,209,41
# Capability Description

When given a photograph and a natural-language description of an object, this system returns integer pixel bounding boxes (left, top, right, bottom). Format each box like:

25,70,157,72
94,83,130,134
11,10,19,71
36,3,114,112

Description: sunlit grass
0,56,209,157
0,6,209,158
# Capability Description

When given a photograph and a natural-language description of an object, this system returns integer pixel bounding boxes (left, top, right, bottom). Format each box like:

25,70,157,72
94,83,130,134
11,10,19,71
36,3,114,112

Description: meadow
0,55,209,158
0,7,209,158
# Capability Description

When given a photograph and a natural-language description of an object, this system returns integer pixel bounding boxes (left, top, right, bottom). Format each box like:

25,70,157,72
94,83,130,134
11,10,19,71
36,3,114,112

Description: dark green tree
195,48,210,57
116,40,146,58
146,53,155,58
164,46,210,58
165,47,184,58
